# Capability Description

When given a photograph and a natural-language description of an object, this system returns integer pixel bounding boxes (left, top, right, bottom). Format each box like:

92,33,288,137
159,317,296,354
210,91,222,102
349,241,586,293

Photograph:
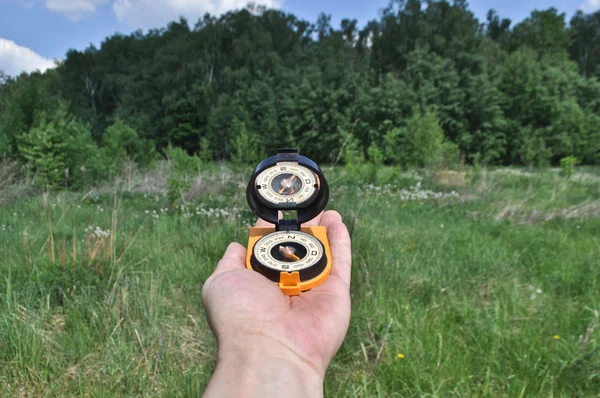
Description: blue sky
0,0,596,76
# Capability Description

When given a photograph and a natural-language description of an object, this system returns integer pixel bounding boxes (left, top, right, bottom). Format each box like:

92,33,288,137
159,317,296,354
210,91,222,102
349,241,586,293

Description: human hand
202,210,352,398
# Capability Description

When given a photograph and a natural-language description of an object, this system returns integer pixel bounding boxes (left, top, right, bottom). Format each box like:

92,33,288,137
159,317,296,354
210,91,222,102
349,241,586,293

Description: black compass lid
246,148,329,228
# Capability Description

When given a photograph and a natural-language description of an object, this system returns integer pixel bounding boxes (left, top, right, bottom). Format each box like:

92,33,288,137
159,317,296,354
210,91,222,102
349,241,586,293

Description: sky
0,0,597,76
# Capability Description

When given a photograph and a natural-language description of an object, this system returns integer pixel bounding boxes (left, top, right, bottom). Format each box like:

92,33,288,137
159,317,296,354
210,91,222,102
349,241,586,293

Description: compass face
253,231,324,272
255,162,319,207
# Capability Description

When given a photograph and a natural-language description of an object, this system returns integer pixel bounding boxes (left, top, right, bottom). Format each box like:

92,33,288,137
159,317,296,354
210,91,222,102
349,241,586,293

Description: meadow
0,163,599,397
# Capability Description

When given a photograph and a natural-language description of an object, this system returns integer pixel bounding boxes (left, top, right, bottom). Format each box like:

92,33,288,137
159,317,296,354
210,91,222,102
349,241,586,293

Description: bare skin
202,210,352,398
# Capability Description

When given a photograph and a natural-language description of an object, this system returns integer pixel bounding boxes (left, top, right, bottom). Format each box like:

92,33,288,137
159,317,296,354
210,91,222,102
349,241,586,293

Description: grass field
1,164,599,397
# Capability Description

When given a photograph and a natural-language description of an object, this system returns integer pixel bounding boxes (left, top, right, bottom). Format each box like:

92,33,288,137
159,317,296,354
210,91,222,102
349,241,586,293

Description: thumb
213,242,247,276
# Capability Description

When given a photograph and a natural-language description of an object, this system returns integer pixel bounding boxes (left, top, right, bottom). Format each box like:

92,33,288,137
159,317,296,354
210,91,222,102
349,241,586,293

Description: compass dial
251,231,326,282
255,162,319,207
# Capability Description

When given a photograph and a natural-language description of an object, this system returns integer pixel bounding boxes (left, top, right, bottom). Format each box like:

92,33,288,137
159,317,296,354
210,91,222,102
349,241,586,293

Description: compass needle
279,245,301,261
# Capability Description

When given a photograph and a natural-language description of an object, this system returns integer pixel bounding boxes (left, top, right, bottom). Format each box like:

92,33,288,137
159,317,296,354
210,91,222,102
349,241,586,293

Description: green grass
1,165,599,397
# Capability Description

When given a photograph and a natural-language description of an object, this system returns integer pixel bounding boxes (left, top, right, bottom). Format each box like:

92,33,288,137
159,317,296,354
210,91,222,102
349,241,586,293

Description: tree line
1,0,600,186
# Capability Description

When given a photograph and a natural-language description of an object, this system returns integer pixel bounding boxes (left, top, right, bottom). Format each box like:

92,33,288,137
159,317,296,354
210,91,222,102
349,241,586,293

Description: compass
251,231,327,282
245,148,331,296
254,162,319,207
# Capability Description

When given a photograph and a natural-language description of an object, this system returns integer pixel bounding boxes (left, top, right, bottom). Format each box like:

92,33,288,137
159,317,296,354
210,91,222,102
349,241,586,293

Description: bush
437,141,461,170
383,108,444,168
367,143,384,166
18,105,101,189
230,118,263,166
165,145,201,174
365,142,384,183
199,137,213,163
517,126,551,168
164,145,202,204
102,119,155,175
343,132,365,170
559,156,578,178
19,114,67,188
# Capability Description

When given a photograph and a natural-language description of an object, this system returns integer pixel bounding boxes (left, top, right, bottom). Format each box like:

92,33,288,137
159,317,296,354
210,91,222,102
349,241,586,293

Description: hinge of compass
276,218,300,231
276,148,299,162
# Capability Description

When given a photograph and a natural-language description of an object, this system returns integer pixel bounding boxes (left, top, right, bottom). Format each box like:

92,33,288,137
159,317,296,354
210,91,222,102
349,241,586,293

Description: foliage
102,119,155,173
230,118,264,166
165,144,201,174
199,137,213,164
1,3,600,172
164,145,202,204
559,156,578,178
18,114,67,188
383,109,444,169
18,105,100,188
343,132,365,170
437,141,462,170
367,142,384,166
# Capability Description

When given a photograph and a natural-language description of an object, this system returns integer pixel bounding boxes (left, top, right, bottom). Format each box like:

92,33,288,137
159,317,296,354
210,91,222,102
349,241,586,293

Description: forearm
203,337,324,398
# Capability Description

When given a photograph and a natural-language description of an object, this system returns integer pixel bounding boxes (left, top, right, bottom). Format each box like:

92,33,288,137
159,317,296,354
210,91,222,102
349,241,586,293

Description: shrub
199,137,213,163
383,108,444,168
102,119,155,175
365,142,384,183
437,141,461,170
164,145,202,204
343,133,365,169
19,114,67,188
517,126,551,168
559,156,578,178
367,142,384,166
230,118,263,166
18,105,100,189
165,145,201,174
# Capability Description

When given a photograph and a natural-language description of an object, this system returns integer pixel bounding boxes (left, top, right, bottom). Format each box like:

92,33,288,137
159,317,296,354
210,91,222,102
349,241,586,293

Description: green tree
2,4,600,170
569,10,600,78
383,109,444,168
102,119,155,174
18,105,100,188
19,114,68,188
462,72,507,164
230,118,263,166
511,8,570,58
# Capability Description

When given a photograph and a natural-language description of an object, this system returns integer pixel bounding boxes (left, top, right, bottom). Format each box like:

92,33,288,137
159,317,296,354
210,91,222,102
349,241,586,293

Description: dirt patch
435,170,467,186
572,172,600,184
183,173,238,202
495,201,600,223
0,161,36,205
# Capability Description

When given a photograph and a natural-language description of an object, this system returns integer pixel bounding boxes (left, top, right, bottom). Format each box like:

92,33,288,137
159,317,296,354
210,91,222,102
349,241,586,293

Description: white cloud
45,0,108,21
0,38,55,76
580,0,600,12
12,0,107,21
112,0,282,29
13,0,275,25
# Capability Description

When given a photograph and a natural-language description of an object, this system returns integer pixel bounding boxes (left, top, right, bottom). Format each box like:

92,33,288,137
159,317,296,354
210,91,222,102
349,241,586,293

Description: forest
1,0,600,187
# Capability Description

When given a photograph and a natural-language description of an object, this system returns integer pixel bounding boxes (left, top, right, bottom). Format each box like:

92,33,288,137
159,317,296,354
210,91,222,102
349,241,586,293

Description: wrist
204,335,324,398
